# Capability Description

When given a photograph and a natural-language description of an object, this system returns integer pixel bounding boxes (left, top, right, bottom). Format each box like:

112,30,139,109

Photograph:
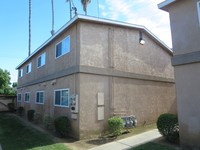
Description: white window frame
26,63,32,74
197,1,200,25
24,92,30,103
19,69,23,78
17,93,22,102
37,52,46,68
36,91,45,104
54,89,69,107
55,36,70,59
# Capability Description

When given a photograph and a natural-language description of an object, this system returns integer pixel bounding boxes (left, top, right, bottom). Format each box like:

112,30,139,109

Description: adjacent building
159,0,200,149
16,15,176,139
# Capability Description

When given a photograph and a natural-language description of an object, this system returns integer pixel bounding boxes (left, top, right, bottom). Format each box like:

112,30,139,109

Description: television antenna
66,0,77,19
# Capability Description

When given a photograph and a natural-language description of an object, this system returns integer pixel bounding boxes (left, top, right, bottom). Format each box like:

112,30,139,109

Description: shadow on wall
0,95,16,112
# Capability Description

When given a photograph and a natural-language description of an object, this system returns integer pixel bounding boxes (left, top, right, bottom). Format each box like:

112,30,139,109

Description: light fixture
139,31,145,45
139,39,145,45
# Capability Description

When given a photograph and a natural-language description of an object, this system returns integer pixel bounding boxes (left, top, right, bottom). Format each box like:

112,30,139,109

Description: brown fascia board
16,15,172,69
158,0,177,11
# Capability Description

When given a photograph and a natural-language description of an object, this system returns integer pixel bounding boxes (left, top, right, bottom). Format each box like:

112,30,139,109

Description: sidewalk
89,129,162,150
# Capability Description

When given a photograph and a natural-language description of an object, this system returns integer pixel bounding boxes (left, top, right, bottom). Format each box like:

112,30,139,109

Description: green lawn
130,142,176,150
0,113,69,150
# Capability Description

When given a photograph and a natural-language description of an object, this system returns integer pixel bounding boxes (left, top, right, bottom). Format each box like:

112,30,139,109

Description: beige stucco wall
166,0,200,148
77,22,175,138
169,0,200,55
78,73,176,139
18,23,80,87
175,63,200,148
79,73,110,139
17,19,176,139
113,77,176,125
17,74,80,139
79,21,174,79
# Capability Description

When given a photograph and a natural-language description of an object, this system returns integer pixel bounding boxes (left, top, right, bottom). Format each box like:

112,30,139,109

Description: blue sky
0,0,170,83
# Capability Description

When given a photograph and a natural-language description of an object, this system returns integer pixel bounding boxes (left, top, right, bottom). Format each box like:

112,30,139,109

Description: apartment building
16,15,176,139
159,0,200,149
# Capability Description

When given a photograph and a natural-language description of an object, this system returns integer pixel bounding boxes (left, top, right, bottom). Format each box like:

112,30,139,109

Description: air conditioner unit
70,94,78,113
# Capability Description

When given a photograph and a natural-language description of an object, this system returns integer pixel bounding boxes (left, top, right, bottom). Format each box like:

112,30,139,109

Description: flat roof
16,15,172,69
158,0,177,11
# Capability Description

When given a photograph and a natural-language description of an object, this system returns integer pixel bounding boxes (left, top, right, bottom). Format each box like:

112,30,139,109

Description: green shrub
17,106,25,116
7,103,15,112
157,113,179,143
44,116,54,130
54,116,71,137
108,116,124,136
33,112,42,124
27,109,35,121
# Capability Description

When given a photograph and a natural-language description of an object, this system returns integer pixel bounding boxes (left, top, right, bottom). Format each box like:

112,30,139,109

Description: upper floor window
37,53,46,68
55,36,70,58
26,63,32,74
54,89,69,107
36,91,44,104
17,93,22,101
19,69,23,78
25,92,30,102
197,1,200,25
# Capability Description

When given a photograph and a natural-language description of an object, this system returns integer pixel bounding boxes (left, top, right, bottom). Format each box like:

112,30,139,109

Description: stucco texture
17,19,176,139
79,22,174,79
78,73,176,139
175,63,200,147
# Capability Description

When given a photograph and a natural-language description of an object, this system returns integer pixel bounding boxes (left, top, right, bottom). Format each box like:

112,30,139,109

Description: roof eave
142,27,173,55
16,15,173,69
158,0,177,11
16,15,79,69
79,16,172,54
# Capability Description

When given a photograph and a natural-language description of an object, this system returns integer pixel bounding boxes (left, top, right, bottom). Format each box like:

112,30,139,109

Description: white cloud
99,4,108,17
101,0,172,48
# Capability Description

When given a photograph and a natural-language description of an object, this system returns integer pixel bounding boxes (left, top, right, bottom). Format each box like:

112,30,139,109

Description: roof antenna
51,0,55,36
71,0,78,16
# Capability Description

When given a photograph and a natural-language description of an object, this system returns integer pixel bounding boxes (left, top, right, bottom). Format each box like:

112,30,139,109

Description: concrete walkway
89,129,162,150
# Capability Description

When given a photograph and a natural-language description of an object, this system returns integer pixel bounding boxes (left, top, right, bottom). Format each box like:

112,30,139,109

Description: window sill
54,105,69,108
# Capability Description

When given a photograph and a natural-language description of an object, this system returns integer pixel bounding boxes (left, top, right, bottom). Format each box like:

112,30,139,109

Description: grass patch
130,142,176,150
0,113,69,150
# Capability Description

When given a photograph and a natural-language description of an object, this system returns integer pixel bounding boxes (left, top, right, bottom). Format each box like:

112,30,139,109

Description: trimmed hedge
54,116,71,137
44,116,54,130
108,116,124,136
157,113,179,143
18,106,25,116
33,112,42,124
27,109,35,121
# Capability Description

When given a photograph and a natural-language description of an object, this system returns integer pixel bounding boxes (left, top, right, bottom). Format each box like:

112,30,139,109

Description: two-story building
159,0,200,149
16,15,176,139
